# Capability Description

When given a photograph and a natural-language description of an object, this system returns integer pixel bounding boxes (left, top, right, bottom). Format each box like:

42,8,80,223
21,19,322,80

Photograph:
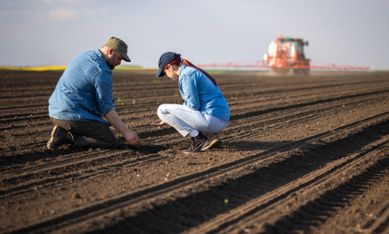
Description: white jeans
157,104,228,137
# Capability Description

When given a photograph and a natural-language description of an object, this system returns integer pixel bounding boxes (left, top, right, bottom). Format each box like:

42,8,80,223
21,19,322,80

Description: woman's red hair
169,57,217,86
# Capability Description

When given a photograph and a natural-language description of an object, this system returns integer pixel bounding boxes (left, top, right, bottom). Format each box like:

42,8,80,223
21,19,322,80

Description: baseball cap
103,36,131,62
156,52,181,77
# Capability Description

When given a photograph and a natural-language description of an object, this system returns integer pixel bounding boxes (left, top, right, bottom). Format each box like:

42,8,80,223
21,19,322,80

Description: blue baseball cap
156,52,181,77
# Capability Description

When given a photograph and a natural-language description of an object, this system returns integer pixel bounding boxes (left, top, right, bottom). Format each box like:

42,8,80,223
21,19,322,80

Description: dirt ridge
1,71,388,233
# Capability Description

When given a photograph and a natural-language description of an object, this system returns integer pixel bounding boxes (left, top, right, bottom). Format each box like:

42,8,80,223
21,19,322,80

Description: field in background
0,65,149,72
0,65,67,72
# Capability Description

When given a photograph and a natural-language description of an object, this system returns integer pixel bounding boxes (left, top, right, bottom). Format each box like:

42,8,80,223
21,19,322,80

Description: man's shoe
183,133,208,153
201,135,222,151
47,126,68,150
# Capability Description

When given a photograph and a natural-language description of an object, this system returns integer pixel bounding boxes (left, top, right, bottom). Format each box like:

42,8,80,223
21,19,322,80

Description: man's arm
104,109,140,146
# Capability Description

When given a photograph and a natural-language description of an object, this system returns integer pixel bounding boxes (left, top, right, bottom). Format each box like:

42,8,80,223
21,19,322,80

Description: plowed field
1,70,388,234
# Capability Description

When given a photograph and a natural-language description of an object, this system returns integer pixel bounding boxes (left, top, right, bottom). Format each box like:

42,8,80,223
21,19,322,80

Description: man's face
107,49,123,70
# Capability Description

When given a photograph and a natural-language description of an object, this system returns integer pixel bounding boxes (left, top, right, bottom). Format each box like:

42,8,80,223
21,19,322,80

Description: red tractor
263,36,310,75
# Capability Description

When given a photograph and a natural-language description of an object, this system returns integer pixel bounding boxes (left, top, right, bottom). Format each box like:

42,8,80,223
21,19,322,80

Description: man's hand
104,109,141,146
124,130,140,146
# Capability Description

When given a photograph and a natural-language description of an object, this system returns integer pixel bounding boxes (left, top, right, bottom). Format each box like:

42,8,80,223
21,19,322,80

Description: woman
154,52,230,153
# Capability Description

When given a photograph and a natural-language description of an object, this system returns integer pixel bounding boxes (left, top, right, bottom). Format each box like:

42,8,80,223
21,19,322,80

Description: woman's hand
151,120,165,128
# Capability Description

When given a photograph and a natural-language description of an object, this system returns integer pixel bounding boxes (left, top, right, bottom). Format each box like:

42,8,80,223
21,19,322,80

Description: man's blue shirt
178,65,230,121
48,49,114,125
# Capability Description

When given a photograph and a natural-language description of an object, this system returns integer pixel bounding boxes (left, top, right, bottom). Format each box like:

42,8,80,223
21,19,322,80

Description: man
47,36,140,150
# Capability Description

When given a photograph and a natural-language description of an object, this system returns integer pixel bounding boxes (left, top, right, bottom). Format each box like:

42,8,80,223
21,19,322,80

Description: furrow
8,112,388,233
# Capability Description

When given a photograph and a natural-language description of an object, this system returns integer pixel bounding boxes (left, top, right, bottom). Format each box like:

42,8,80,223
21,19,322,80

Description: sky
1,0,389,70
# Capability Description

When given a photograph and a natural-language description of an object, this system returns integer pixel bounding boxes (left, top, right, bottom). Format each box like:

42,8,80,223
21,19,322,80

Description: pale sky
1,0,388,69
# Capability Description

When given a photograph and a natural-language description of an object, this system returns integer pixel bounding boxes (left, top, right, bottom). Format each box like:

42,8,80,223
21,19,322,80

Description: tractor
263,36,310,75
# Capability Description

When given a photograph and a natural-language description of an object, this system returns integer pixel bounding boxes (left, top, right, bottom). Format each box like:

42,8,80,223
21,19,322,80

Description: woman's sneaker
201,134,221,151
183,133,208,153
47,126,68,150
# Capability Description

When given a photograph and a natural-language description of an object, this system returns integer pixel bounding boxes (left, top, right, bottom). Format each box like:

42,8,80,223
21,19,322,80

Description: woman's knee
157,104,174,120
157,104,165,115
157,104,173,113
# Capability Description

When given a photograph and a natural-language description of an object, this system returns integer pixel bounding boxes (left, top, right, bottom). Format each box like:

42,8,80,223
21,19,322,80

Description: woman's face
164,64,179,81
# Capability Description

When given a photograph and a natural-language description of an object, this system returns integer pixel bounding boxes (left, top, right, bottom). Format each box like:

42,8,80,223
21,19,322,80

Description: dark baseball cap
103,36,131,62
156,52,181,77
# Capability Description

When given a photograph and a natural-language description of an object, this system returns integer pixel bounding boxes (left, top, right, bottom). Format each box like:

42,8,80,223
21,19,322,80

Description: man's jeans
157,104,228,137
50,117,118,148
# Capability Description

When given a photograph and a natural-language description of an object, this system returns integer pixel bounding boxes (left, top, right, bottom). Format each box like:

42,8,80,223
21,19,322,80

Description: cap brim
156,67,165,78
122,53,131,62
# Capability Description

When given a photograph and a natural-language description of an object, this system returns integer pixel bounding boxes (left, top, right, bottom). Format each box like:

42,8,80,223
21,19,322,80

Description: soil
0,70,388,234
